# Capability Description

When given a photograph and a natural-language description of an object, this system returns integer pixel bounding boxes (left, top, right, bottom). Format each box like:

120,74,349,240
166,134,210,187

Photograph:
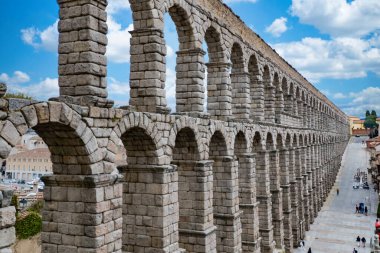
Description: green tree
364,110,378,129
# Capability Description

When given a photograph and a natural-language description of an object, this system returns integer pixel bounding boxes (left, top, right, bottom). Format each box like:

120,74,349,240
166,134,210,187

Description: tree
366,110,370,117
364,110,377,129
371,110,377,118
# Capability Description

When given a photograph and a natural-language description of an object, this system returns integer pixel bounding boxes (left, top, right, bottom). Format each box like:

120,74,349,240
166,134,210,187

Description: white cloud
266,17,288,37
166,46,175,58
9,77,59,100
21,20,58,52
106,17,134,63
272,36,380,82
290,0,380,38
0,71,30,85
341,87,380,116
333,92,346,99
108,77,130,95
107,0,130,14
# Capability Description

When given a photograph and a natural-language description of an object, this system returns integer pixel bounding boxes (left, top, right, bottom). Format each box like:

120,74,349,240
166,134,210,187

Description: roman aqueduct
0,0,350,252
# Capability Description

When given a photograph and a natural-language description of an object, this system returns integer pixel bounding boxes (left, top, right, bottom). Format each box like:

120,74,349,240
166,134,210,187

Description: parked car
353,182,360,189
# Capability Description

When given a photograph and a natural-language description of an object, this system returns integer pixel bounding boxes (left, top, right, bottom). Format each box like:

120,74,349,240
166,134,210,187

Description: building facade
5,148,52,181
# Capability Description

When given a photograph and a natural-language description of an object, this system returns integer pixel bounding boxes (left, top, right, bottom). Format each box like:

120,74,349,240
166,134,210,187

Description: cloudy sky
0,0,379,118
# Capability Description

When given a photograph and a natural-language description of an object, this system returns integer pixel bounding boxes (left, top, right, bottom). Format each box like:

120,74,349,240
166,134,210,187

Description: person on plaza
337,188,339,195
355,204,359,213
356,236,361,247
353,248,358,253
307,247,312,253
299,240,304,250
365,206,368,216
361,237,366,247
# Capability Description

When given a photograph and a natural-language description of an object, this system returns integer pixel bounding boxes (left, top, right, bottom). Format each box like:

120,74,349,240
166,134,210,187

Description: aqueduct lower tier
0,100,348,253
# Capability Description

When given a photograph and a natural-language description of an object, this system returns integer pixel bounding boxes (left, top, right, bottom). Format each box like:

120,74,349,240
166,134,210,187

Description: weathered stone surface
0,227,15,248
0,206,16,228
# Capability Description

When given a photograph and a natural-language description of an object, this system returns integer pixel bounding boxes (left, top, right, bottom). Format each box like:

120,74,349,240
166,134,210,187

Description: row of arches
0,101,347,253
55,0,348,131
125,0,348,129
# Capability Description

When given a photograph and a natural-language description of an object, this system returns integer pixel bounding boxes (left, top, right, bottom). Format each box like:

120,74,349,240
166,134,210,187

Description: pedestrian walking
361,237,366,247
299,240,304,250
365,206,368,216
336,188,339,195
355,204,359,213
356,236,361,247
353,248,358,253
307,247,312,253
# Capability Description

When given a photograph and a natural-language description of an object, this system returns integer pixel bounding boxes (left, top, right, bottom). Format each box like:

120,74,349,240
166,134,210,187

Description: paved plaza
294,136,378,253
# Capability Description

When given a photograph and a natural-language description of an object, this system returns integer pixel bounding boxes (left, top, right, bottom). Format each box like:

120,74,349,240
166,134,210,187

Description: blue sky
0,0,379,118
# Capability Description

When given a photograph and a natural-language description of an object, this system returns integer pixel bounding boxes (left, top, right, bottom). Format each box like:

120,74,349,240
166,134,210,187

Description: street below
294,136,378,253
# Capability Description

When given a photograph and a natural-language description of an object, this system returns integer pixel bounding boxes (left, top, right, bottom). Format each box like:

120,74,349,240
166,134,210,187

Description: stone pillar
307,105,312,129
249,73,264,122
175,49,206,114
213,156,242,253
305,146,314,227
301,146,311,231
302,102,308,128
41,174,122,252
315,146,321,210
278,148,293,252
231,72,251,121
238,154,261,253
173,160,216,253
311,145,318,217
295,147,305,239
284,95,293,115
274,87,284,124
268,150,284,251
288,147,300,246
206,63,232,121
264,86,276,124
0,188,16,252
297,99,303,120
129,28,170,113
120,165,180,253
256,150,274,253
292,97,298,117
55,0,113,107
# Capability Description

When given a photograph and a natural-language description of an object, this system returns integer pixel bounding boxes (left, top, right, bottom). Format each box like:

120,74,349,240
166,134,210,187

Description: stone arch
248,54,264,121
263,65,275,123
171,126,207,251
294,86,301,117
209,129,242,252
1,102,122,252
161,1,196,49
204,24,225,63
167,117,203,160
111,112,164,165
252,131,264,151
274,73,284,123
266,131,275,150
3,102,102,175
283,78,293,115
234,130,260,250
204,24,232,119
231,42,250,120
161,1,205,113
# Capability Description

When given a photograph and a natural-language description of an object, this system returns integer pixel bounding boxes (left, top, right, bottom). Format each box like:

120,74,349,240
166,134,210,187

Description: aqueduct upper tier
0,0,350,253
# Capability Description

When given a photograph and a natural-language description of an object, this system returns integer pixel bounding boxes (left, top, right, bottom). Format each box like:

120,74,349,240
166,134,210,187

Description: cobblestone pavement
294,136,378,253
